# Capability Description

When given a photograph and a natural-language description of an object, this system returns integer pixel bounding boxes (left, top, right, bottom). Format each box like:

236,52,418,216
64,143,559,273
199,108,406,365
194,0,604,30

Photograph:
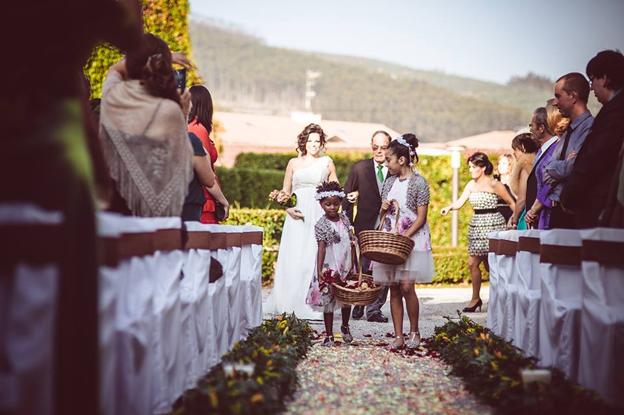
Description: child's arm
317,240,327,278
403,204,428,238
350,238,357,273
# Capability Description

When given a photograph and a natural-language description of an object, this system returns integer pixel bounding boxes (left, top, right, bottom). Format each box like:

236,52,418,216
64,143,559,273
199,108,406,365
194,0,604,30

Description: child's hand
380,199,392,212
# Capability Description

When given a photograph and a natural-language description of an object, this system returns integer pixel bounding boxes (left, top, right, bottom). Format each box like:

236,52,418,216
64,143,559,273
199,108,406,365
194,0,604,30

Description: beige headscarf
99,70,192,217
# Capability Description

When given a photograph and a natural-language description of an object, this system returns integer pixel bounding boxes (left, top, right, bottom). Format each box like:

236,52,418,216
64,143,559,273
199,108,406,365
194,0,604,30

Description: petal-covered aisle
285,338,491,415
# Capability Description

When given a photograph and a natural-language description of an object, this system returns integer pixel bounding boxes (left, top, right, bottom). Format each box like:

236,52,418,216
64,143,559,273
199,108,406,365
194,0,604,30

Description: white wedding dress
264,156,331,320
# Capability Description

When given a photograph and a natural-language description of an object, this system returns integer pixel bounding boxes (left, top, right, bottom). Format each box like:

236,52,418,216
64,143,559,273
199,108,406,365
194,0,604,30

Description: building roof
215,111,400,150
443,130,517,153
214,111,449,156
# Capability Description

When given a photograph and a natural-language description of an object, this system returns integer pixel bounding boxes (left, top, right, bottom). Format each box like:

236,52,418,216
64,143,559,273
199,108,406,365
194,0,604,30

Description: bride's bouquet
268,189,297,208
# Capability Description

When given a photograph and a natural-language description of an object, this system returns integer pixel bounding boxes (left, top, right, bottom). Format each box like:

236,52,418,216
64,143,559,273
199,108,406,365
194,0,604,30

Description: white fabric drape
0,204,62,415
578,228,624,407
537,229,583,381
486,231,501,335
498,230,519,341
513,229,542,357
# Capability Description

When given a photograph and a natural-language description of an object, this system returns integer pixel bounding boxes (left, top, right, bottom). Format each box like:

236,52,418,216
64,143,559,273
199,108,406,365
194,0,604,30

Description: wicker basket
333,246,383,306
359,199,415,265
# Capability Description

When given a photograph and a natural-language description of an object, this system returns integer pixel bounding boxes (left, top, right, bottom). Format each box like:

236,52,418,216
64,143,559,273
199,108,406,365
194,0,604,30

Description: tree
84,0,201,97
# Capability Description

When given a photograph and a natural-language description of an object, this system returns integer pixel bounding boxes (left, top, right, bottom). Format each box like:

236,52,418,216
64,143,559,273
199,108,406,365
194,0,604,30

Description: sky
189,0,624,84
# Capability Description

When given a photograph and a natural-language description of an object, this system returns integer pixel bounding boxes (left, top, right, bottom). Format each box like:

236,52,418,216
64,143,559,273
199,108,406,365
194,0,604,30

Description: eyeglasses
372,145,389,151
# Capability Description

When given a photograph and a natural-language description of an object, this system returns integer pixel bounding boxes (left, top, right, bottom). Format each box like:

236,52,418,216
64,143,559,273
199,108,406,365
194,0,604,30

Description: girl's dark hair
188,85,213,133
126,33,180,106
388,133,419,164
316,181,344,200
297,123,326,155
467,152,494,175
511,133,538,154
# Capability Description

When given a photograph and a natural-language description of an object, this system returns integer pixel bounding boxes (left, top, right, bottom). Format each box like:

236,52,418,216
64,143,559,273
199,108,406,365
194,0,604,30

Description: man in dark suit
561,50,624,228
343,130,392,322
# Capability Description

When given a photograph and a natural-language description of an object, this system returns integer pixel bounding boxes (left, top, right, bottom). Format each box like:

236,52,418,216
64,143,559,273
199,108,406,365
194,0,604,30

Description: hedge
222,152,475,246
225,208,486,285
84,0,201,98
425,315,614,414
172,313,313,414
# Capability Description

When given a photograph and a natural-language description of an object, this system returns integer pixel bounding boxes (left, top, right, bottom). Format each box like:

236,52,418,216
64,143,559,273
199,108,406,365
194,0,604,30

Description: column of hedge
84,0,201,98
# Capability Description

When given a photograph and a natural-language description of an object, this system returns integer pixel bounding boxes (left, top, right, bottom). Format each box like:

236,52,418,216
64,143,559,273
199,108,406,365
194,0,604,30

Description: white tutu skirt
372,249,435,285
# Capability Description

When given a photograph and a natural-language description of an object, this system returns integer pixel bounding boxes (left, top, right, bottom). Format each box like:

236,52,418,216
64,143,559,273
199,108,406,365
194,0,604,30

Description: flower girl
306,181,356,346
373,133,434,350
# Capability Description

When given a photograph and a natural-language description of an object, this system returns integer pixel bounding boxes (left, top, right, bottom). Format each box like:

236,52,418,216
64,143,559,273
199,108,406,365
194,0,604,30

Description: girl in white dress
305,182,356,346
265,124,339,320
373,134,434,350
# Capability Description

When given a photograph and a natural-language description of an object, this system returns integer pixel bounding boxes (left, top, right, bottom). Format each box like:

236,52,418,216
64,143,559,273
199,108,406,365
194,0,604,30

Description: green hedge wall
84,0,201,98
223,152,474,246
225,208,485,285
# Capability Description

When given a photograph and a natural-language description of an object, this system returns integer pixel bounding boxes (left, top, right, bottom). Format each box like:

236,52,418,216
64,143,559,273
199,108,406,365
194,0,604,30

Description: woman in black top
182,132,216,221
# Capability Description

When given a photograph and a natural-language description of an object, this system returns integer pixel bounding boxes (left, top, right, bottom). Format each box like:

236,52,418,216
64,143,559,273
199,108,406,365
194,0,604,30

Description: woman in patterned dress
441,152,515,312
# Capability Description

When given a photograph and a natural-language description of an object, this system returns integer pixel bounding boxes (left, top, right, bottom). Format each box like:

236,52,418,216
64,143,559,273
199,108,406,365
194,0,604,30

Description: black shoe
352,306,364,319
462,299,483,312
367,314,389,323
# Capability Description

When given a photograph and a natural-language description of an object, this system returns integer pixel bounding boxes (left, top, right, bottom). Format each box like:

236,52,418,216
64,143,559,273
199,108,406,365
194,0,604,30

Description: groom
343,130,391,322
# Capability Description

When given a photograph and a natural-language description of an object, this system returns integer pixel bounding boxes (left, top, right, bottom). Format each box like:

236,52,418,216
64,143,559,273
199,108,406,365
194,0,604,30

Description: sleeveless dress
468,191,506,256
265,156,331,319
305,213,353,312
372,176,434,285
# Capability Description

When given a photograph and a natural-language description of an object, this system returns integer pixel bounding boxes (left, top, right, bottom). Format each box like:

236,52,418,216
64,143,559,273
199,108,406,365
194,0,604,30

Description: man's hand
544,171,557,185
346,191,359,204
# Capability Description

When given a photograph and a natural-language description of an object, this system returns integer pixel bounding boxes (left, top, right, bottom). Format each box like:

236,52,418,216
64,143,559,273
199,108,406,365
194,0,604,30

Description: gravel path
263,287,492,414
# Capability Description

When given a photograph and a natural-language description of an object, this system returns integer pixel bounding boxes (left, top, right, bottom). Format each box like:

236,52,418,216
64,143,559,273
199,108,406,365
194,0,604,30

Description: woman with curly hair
265,123,339,319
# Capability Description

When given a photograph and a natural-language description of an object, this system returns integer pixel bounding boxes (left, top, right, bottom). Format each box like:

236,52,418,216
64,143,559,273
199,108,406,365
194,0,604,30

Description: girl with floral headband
306,181,357,346
373,133,434,350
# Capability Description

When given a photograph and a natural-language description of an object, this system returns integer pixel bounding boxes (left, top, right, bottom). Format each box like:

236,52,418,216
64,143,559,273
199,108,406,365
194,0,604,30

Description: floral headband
315,190,346,200
394,135,416,166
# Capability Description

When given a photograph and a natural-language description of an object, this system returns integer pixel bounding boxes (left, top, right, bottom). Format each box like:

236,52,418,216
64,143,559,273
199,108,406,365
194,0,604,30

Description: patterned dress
468,192,506,256
372,174,434,285
306,213,354,312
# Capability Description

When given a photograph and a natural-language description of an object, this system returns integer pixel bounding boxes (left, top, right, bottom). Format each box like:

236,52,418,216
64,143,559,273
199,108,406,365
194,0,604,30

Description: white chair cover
495,230,519,340
538,229,583,381
578,228,624,407
202,224,242,350
238,225,263,337
513,229,542,357
148,218,186,413
0,204,63,415
97,213,157,415
486,231,501,334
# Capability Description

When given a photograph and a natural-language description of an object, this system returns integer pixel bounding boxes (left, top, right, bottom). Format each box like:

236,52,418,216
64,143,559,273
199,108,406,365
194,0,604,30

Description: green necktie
376,164,384,183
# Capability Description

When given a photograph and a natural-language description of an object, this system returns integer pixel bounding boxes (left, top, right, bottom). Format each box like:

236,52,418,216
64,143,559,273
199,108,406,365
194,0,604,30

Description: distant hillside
189,18,580,142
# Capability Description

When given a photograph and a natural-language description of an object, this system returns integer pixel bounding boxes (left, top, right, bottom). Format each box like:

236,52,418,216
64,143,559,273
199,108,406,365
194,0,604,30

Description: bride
265,123,338,319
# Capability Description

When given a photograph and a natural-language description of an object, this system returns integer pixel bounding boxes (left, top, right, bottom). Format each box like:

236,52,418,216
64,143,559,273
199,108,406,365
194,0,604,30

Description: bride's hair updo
388,133,420,165
297,123,327,155
315,181,345,201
